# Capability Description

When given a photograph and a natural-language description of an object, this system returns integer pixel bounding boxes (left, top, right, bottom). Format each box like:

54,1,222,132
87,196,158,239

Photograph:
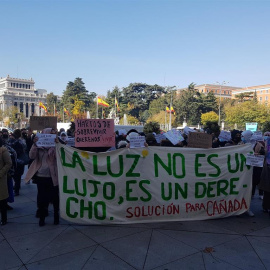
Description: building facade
177,84,241,99
232,84,270,105
0,75,47,118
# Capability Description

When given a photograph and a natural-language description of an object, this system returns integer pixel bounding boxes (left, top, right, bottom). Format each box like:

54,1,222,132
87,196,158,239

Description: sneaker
259,195,264,200
246,210,255,217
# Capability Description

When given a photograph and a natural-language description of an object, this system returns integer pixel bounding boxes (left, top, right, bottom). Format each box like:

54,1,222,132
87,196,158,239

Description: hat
117,140,128,149
242,130,253,142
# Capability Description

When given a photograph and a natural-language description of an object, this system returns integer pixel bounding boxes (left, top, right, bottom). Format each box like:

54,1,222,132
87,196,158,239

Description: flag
170,106,176,115
97,97,109,107
115,97,120,111
166,106,170,113
64,107,70,116
39,102,47,112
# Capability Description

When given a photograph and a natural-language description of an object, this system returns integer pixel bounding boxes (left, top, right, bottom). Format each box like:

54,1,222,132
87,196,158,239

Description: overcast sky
1,0,269,96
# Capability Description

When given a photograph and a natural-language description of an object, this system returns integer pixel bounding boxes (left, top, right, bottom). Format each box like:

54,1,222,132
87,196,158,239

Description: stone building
0,75,47,118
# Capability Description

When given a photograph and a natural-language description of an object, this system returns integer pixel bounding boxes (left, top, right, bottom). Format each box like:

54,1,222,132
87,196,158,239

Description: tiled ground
0,182,269,270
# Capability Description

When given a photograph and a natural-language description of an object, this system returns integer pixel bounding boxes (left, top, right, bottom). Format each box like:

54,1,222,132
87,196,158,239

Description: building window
260,97,262,101
267,90,269,93
266,96,268,100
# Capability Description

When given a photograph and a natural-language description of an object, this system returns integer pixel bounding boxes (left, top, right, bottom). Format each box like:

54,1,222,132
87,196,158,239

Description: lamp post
216,81,229,126
168,86,177,130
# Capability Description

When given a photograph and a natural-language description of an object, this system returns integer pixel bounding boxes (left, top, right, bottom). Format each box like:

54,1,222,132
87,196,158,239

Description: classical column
23,103,26,116
35,104,40,116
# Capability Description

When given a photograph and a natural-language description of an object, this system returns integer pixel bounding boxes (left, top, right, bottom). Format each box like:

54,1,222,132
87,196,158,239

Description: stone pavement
0,182,270,270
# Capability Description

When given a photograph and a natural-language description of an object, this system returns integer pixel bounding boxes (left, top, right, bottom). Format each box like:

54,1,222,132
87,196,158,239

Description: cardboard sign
75,119,115,147
129,136,145,148
245,154,264,167
187,132,212,148
66,137,75,147
36,133,56,147
30,116,57,130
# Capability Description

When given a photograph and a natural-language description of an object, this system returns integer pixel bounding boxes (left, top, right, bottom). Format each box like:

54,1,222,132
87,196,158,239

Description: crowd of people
0,122,270,226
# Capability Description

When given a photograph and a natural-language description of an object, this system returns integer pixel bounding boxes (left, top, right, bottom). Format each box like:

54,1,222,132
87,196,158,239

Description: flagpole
165,107,167,131
96,97,98,118
115,96,117,118
169,90,172,130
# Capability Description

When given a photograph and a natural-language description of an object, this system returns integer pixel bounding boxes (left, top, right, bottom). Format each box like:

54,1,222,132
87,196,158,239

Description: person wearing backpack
9,129,28,196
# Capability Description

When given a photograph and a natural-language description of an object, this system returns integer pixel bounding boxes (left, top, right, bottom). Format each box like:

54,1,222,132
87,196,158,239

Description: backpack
10,139,29,166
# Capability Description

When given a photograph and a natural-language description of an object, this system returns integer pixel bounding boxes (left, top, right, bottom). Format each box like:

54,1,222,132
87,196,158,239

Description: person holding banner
24,128,59,227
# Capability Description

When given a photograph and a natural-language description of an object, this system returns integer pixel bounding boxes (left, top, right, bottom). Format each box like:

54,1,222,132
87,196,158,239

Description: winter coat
0,147,12,200
24,144,58,186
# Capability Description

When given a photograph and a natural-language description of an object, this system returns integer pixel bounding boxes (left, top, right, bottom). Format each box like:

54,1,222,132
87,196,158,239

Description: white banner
56,144,253,224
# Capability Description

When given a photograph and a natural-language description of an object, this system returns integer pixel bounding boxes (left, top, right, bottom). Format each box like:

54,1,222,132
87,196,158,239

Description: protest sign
219,131,231,142
129,136,145,148
187,132,212,148
253,131,262,137
164,130,184,145
56,144,253,224
36,133,56,147
75,119,115,147
245,154,264,167
30,116,57,130
246,123,258,132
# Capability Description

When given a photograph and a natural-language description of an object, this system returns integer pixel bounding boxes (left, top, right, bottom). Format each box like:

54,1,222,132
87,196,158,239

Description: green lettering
139,180,152,202
66,197,78,218
63,175,74,194
230,177,239,195
207,154,221,177
173,153,185,178
107,155,123,177
227,153,239,173
195,182,207,198
126,155,140,177
93,155,107,175
195,154,206,177
126,180,138,201
154,153,172,177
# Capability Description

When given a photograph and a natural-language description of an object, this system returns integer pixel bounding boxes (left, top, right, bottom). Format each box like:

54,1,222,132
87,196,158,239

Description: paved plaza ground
0,181,270,270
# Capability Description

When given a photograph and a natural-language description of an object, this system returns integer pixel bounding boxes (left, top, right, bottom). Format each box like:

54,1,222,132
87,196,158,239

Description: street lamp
216,81,229,126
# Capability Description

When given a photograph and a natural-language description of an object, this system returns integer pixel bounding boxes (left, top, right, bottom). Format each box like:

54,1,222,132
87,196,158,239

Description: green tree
201,111,219,125
46,92,58,115
143,121,161,134
122,83,166,119
62,77,96,112
72,96,85,118
235,92,253,102
174,83,203,125
225,100,270,129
